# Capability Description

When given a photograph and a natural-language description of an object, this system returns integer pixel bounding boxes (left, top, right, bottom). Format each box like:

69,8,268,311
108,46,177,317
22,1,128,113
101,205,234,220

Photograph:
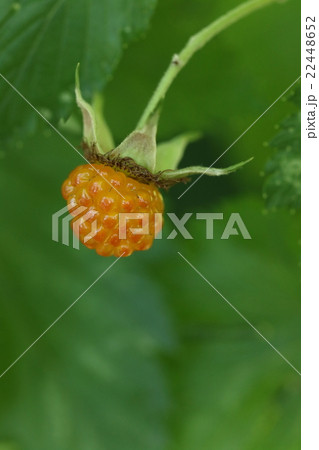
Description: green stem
136,0,280,129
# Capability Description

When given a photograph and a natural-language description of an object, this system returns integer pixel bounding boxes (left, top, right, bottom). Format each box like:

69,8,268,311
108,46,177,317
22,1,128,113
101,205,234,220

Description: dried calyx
82,143,191,189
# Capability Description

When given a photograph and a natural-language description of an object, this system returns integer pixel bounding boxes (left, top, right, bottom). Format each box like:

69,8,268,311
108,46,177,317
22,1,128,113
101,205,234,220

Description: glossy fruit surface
61,164,164,257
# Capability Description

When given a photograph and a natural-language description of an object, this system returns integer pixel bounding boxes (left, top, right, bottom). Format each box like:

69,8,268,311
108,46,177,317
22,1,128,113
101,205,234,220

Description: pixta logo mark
52,205,98,250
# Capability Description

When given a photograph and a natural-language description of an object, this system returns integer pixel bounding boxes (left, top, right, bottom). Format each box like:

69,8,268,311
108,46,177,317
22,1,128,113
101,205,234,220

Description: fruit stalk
136,0,281,130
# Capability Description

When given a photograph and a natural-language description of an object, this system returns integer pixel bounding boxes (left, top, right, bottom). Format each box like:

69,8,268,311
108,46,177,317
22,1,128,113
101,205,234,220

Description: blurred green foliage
263,84,301,209
0,0,300,449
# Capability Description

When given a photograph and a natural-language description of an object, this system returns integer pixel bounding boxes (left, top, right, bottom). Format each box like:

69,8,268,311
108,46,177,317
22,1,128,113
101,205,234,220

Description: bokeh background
0,0,300,449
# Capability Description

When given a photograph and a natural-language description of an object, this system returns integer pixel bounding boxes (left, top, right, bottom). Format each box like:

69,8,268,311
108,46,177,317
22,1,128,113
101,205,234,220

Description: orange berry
61,164,164,257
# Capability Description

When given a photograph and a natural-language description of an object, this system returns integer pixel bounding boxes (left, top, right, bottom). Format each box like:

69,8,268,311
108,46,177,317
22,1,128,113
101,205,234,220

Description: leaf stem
136,0,281,129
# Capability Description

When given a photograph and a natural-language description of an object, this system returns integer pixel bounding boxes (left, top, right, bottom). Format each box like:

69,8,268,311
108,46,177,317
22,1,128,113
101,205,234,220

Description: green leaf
155,132,201,171
75,65,114,154
263,85,301,209
161,157,253,179
0,0,157,141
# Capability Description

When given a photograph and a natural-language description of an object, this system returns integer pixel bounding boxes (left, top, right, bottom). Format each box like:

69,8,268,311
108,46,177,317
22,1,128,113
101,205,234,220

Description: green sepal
155,132,201,172
74,64,252,180
75,64,114,154
92,93,115,151
108,110,159,173
160,157,253,179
